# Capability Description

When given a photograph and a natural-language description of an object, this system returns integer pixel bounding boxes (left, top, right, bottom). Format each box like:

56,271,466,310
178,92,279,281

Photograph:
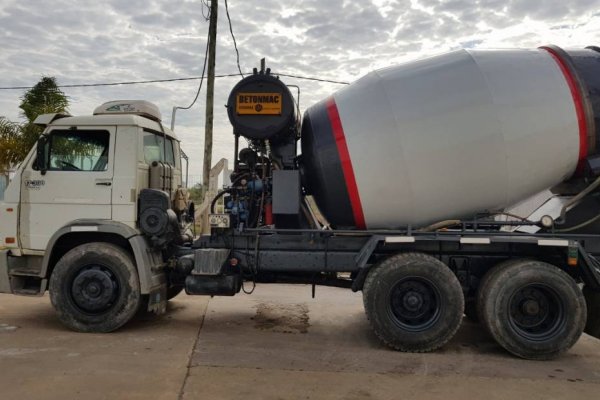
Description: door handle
96,181,112,186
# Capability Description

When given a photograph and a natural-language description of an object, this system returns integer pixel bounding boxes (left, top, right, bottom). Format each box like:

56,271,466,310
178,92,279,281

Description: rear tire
49,242,141,333
480,260,586,360
476,259,525,330
363,252,464,352
583,285,600,338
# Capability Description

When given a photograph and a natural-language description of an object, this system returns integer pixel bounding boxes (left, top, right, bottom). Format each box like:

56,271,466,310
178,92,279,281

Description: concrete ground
1,285,599,400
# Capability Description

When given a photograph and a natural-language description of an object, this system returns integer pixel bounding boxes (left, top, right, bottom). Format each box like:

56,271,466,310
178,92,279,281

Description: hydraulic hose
557,175,600,224
210,189,233,214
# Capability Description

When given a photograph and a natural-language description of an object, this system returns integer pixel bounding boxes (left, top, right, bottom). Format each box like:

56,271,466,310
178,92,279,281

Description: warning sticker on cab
236,92,282,115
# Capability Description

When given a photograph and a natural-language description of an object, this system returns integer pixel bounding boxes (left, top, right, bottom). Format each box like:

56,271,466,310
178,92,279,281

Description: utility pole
203,0,218,190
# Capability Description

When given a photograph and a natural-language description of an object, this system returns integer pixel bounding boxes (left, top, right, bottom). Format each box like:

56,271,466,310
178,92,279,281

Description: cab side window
165,137,175,165
45,130,110,172
142,130,175,166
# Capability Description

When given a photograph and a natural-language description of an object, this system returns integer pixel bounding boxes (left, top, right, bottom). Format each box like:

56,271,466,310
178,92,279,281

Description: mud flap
583,285,600,339
147,284,168,314
0,250,11,293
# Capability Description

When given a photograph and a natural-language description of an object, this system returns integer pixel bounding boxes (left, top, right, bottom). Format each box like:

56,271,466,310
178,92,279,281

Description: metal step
9,267,43,277
10,276,46,297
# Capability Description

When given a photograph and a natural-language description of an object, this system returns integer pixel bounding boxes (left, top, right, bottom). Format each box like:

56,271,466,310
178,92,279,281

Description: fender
41,219,166,294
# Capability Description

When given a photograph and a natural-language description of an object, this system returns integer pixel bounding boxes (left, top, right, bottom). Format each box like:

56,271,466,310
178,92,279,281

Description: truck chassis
187,223,600,359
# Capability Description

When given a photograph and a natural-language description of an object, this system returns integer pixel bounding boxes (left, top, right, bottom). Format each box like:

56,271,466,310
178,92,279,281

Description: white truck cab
0,101,187,331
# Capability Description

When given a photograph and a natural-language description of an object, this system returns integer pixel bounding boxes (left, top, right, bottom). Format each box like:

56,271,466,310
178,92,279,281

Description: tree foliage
188,183,205,204
0,118,21,172
0,77,69,172
20,77,69,123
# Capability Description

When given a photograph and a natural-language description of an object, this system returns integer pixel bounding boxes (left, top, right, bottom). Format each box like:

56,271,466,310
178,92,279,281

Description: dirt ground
1,284,599,400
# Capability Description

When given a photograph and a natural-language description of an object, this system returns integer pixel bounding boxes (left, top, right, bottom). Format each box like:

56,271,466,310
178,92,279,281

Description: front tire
363,252,464,352
49,242,141,333
480,260,586,360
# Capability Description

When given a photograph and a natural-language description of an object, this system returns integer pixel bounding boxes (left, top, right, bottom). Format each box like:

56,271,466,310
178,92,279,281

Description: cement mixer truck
1,45,600,360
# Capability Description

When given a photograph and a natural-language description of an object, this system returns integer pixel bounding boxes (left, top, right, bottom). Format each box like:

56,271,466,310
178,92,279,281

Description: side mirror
35,135,49,175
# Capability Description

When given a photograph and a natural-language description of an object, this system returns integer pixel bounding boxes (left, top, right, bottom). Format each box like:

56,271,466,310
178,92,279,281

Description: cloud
0,0,599,180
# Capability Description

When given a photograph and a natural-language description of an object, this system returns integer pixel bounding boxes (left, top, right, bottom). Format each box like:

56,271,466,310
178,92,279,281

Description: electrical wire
241,234,258,294
224,0,244,78
175,29,210,111
201,0,211,21
0,73,348,90
0,73,242,90
270,73,349,85
0,1,348,91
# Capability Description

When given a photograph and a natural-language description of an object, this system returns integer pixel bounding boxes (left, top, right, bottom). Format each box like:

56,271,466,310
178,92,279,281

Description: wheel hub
71,266,118,313
522,299,540,316
389,278,441,332
403,291,423,311
509,284,563,340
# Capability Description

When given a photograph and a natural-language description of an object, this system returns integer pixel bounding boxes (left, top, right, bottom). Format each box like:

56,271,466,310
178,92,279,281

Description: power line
201,0,211,21
271,73,349,85
0,1,350,92
224,0,244,78
169,1,213,131
176,29,210,110
0,72,349,91
0,74,237,90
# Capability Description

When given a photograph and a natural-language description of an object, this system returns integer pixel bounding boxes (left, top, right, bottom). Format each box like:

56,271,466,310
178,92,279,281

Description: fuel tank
301,45,600,229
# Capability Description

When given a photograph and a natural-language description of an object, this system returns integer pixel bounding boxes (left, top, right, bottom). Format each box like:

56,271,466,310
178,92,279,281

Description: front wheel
49,242,141,333
363,252,464,352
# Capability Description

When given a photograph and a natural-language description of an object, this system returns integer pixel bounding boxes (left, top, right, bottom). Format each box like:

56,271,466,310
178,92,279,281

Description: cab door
19,127,115,250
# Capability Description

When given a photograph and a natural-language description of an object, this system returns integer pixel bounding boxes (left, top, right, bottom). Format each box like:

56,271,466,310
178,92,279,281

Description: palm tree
0,77,69,176
0,117,20,167
20,77,69,123
0,117,21,197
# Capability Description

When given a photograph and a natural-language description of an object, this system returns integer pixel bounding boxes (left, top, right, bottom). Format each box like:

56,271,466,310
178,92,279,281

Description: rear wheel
583,285,600,338
480,260,586,360
363,252,464,352
476,259,525,330
49,242,141,333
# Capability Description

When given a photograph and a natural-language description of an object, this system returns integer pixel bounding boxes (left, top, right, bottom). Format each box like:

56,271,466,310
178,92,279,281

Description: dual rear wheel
363,253,587,359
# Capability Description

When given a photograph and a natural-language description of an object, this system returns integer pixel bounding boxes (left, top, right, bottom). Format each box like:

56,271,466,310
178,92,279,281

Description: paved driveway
1,285,599,399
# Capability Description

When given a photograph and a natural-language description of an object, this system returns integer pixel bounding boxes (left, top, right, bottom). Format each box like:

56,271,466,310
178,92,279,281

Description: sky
1,0,599,184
